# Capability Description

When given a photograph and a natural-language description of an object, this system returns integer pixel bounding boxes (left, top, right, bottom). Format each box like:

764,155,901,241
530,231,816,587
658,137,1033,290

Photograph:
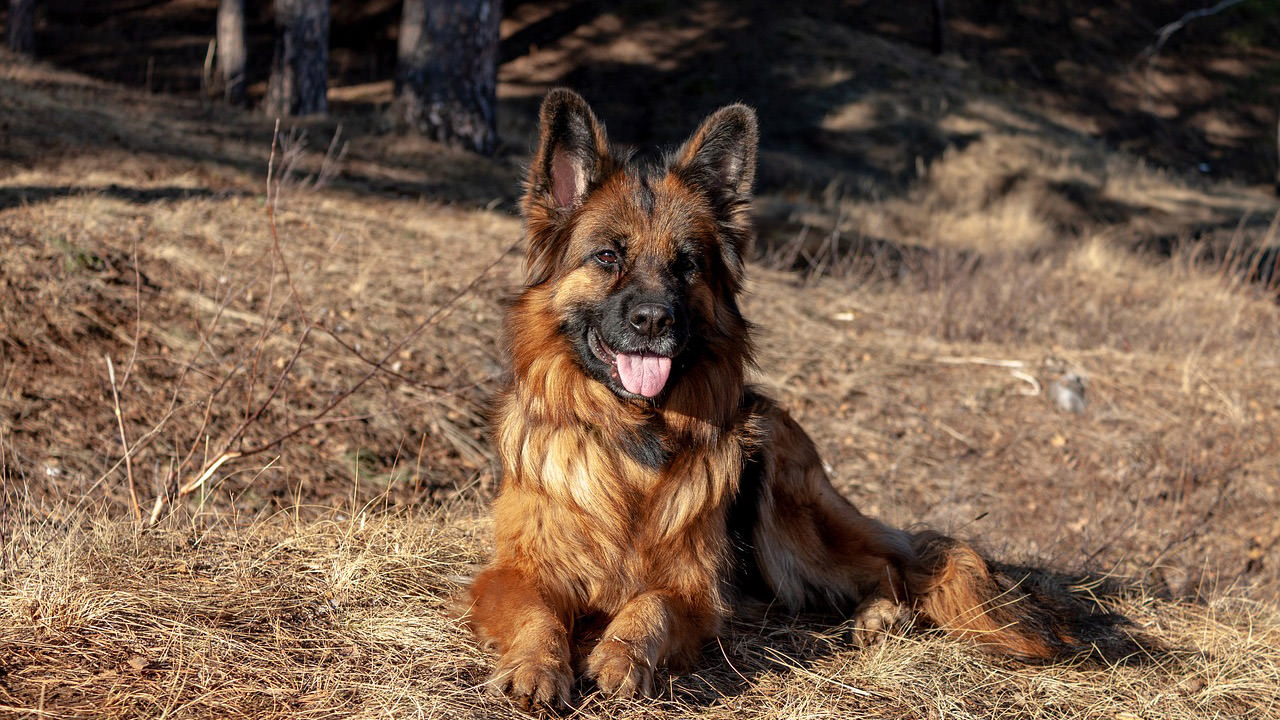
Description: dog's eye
594,249,619,266
674,253,697,277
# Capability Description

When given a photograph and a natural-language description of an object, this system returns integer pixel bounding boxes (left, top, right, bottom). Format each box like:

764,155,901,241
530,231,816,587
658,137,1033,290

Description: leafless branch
106,356,142,525
1140,0,1252,60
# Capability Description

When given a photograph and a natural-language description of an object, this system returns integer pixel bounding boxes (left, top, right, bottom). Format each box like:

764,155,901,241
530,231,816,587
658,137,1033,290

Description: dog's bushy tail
905,532,1138,661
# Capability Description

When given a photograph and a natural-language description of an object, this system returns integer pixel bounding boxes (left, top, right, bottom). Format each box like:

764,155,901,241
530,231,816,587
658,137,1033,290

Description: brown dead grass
2,501,1279,720
3,24,1280,720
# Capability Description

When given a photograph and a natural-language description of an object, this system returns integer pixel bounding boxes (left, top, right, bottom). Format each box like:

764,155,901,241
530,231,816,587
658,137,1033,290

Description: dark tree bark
217,0,247,105
931,0,946,55
393,0,501,155
266,0,329,117
7,0,35,56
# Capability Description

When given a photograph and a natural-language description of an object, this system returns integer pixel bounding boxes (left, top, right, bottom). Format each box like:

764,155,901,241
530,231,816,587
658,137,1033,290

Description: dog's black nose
628,303,674,338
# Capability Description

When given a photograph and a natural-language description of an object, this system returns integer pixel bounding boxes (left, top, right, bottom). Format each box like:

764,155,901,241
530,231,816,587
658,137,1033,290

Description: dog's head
519,89,757,403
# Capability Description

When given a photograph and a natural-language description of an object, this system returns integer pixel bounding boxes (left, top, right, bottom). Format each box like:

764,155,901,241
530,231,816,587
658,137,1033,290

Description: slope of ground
2,9,1280,716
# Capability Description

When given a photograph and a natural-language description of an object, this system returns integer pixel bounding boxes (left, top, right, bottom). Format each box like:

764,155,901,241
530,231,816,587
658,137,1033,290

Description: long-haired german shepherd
466,90,1092,706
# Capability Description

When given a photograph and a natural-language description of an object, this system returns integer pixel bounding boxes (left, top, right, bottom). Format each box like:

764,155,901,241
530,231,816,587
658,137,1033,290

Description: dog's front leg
585,591,716,697
468,565,572,708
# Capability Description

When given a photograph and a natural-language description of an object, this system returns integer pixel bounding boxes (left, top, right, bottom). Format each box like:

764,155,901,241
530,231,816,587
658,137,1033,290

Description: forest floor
3,2,1280,718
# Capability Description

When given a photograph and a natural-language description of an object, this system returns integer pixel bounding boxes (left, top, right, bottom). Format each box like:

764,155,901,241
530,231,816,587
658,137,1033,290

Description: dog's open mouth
587,328,672,398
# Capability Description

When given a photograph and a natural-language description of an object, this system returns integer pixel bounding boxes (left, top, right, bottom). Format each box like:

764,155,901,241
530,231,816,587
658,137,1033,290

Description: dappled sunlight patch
923,191,1053,253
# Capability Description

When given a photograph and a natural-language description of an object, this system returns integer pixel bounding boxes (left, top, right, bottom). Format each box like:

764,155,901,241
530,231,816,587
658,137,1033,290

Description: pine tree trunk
7,0,35,56
393,0,501,155
931,0,946,55
266,0,329,117
217,0,247,105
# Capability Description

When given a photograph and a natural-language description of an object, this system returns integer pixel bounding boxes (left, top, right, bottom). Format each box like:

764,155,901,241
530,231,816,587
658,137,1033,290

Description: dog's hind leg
745,400,1070,659
743,402,920,642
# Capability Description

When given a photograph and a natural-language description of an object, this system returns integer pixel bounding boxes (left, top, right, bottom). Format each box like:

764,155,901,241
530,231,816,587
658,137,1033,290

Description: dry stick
317,331,453,390
74,246,247,525
1142,0,1252,61
245,118,285,430
168,283,251,484
931,356,1026,369
249,109,517,453
97,239,146,522
147,286,289,523
121,241,144,387
106,356,142,525
258,150,438,390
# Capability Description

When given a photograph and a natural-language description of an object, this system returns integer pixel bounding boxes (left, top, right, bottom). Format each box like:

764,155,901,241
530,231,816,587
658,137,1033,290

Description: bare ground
2,5,1280,716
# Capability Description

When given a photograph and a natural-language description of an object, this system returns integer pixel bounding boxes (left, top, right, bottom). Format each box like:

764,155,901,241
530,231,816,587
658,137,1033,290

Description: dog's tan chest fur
495,417,736,615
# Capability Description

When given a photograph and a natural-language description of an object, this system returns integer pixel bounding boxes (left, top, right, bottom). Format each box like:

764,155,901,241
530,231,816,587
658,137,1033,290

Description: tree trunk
7,0,35,56
393,0,501,155
931,0,946,55
266,0,329,117
217,0,247,105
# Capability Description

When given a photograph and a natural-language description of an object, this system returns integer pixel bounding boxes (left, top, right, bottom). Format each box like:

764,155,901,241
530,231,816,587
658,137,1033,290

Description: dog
465,89,1089,706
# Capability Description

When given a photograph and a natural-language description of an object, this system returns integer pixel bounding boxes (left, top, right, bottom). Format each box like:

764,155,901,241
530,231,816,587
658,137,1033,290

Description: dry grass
3,25,1280,720
2,500,1279,719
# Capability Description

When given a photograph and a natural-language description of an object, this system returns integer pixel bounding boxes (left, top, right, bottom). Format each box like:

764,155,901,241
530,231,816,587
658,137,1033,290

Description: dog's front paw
849,597,909,647
586,637,655,698
488,651,572,709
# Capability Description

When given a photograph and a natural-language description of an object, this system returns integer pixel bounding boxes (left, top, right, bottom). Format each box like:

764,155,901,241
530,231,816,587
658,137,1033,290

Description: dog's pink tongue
615,353,672,398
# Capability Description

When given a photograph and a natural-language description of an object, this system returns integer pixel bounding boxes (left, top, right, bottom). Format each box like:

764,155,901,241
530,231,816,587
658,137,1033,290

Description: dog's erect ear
523,89,612,285
673,104,758,277
526,89,611,214
673,104,757,201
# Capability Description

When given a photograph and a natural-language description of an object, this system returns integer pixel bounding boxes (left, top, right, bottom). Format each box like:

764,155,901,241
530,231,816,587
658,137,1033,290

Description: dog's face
520,90,757,403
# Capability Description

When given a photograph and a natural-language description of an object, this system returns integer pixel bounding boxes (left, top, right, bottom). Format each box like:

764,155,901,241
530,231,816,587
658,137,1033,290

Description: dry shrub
890,235,1280,355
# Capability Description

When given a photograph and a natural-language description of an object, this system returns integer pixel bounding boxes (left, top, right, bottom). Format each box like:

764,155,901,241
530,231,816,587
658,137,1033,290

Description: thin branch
246,118,285,429
148,450,241,525
121,240,144,387
106,355,142,525
1140,0,1252,60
